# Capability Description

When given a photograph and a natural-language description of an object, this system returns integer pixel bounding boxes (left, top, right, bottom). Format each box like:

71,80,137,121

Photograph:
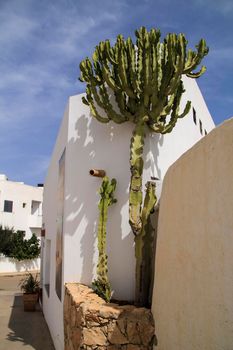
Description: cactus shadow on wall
64,107,160,300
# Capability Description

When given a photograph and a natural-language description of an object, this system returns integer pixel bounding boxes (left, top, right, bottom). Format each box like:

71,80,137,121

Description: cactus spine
80,27,208,305
92,176,117,302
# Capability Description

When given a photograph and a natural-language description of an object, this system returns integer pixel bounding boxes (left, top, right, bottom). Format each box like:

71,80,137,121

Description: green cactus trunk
92,177,117,302
134,181,157,305
129,119,147,235
129,120,157,305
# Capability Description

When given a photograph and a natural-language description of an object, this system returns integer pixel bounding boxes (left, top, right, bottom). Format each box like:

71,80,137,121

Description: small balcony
28,215,42,228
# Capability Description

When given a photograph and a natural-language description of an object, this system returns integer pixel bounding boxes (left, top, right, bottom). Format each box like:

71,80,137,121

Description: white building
42,76,215,350
0,175,43,274
0,174,43,238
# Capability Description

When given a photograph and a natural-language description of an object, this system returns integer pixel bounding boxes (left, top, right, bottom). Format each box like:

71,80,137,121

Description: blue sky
0,0,232,185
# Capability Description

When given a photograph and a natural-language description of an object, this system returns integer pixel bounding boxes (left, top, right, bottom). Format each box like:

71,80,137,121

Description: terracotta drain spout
89,169,106,177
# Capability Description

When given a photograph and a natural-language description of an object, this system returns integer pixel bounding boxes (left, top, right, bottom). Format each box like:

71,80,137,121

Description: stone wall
64,283,155,350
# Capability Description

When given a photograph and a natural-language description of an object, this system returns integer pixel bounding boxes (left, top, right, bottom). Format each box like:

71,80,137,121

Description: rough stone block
83,327,107,346
108,321,129,345
64,284,155,350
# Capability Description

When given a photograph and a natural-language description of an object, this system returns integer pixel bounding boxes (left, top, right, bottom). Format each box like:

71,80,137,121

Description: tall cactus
80,27,208,305
92,176,117,302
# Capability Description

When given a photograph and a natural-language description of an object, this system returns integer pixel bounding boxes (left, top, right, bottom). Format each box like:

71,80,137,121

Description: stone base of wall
64,283,155,350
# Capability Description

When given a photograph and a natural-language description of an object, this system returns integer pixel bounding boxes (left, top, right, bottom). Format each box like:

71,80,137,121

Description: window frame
4,200,13,213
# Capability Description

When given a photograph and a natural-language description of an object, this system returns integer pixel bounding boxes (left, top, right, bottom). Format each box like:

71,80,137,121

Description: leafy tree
0,225,14,256
0,226,40,261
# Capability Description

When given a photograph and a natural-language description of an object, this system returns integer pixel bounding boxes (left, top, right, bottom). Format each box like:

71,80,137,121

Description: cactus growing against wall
92,176,117,302
80,27,208,305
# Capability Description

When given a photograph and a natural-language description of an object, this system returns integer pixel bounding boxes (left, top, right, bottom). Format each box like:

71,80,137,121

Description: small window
199,120,203,135
4,200,13,213
193,107,197,125
31,200,42,215
23,203,26,208
204,129,207,135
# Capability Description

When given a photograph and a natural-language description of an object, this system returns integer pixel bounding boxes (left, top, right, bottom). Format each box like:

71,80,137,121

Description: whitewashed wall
42,103,69,350
43,77,214,350
150,76,215,187
0,256,40,274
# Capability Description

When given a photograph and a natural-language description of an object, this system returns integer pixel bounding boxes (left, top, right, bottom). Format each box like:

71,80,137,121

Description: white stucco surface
42,78,214,350
152,118,233,350
0,256,40,274
42,103,69,350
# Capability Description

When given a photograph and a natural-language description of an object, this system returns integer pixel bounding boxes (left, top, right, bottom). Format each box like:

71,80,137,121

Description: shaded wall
42,102,70,350
152,118,233,350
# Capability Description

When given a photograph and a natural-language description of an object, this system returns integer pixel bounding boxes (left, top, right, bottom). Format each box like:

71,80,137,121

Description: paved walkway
0,274,55,350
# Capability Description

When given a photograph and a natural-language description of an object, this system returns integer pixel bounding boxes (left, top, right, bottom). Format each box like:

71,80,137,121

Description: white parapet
0,255,40,274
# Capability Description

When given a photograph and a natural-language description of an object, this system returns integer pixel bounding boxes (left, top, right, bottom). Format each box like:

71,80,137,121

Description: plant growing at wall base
92,176,117,302
79,26,208,305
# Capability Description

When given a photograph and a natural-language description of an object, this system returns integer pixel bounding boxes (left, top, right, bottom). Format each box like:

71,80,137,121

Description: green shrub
0,226,40,261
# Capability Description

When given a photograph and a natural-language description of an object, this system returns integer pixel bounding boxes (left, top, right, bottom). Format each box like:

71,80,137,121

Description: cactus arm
178,100,191,119
126,37,139,94
117,36,136,99
114,91,135,122
186,66,206,78
92,177,117,302
160,82,191,134
144,31,151,96
183,39,209,76
135,28,144,96
85,85,110,124
150,35,162,115
104,40,118,65
102,63,121,92
150,44,159,107
87,76,128,124
99,85,128,124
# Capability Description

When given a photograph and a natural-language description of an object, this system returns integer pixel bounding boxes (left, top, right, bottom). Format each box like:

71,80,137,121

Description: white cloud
0,13,37,46
0,0,124,129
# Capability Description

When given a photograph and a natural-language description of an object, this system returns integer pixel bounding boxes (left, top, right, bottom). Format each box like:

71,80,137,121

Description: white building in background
42,76,215,350
0,175,43,274
0,174,43,238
